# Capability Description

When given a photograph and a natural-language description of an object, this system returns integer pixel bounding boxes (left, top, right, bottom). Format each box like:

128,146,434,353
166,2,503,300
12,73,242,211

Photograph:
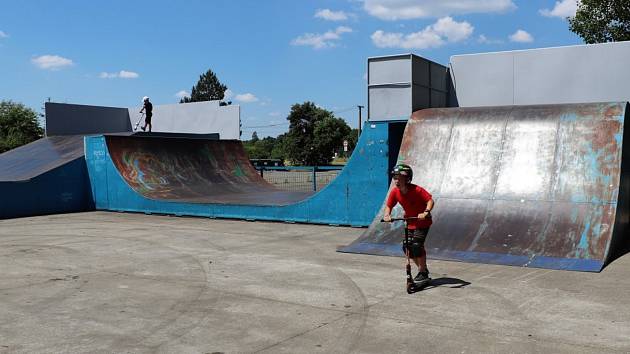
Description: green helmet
392,163,413,182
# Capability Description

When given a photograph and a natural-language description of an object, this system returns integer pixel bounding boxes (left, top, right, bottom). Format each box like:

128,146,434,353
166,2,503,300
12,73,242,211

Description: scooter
381,217,431,294
134,113,145,131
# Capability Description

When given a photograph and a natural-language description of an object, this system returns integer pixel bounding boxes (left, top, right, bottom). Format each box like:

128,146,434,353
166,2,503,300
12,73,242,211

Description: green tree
257,136,276,158
284,102,351,165
341,128,359,158
243,135,278,160
179,69,228,103
243,140,259,159
270,133,288,161
312,116,351,163
251,131,259,143
568,0,630,43
0,101,44,153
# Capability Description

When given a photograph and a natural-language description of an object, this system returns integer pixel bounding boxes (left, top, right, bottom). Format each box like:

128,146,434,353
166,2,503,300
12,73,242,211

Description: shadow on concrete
425,277,471,289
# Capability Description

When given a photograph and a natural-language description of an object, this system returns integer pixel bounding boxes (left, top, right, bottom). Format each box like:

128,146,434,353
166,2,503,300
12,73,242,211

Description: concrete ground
1,212,629,354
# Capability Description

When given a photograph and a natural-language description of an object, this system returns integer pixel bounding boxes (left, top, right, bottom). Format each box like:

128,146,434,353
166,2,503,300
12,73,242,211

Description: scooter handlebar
380,214,432,222
380,217,418,222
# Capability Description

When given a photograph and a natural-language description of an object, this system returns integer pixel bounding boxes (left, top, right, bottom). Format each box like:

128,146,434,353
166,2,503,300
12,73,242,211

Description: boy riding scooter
383,164,434,287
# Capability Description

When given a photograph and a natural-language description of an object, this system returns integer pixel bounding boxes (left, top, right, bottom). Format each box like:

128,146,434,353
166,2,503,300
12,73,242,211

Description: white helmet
142,96,149,102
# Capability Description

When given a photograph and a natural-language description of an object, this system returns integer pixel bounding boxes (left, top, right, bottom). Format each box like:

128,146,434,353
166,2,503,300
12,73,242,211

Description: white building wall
129,100,240,139
449,41,630,107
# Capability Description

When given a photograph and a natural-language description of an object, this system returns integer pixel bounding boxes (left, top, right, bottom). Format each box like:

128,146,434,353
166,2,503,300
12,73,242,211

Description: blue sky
0,0,582,137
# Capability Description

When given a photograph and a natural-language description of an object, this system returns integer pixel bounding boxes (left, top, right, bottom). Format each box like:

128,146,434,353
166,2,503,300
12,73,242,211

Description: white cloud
175,90,189,99
371,30,443,49
315,9,348,21
509,29,534,43
224,89,234,100
99,70,139,79
371,16,473,49
119,70,139,79
269,111,281,117
540,0,578,18
0,31,8,38
363,0,515,20
478,34,503,44
31,55,74,70
431,16,474,42
291,26,353,49
235,93,259,103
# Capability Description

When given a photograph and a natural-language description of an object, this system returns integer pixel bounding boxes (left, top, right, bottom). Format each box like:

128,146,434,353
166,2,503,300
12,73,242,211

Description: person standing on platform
139,96,153,132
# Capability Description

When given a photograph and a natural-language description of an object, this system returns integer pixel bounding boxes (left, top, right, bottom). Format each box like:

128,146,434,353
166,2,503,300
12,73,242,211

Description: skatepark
2,42,630,352
2,212,630,353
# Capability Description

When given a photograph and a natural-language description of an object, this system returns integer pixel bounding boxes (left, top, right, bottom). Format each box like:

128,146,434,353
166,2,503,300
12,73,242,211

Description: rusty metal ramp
339,102,630,272
105,135,313,205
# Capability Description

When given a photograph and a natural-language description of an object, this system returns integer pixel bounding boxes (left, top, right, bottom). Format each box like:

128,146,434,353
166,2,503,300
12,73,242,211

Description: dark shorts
402,228,429,258
145,114,152,124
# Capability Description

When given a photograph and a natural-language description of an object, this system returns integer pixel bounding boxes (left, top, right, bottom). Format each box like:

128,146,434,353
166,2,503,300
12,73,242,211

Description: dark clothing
144,102,153,118
402,228,429,258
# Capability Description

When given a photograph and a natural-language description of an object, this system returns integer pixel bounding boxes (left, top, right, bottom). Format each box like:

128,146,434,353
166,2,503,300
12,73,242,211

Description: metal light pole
357,105,364,138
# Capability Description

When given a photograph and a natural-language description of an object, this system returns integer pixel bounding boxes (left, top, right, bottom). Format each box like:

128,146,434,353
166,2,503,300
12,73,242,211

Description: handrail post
312,166,317,191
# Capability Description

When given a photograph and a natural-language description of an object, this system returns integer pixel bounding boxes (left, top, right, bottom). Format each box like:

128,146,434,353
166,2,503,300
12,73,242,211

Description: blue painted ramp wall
0,158,94,219
340,102,630,272
0,136,94,219
85,122,392,226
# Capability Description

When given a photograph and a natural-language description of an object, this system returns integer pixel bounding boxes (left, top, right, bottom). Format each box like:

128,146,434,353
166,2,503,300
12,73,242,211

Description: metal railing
254,166,343,192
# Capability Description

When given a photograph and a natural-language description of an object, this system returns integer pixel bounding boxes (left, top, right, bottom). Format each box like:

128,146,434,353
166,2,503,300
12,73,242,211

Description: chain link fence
254,166,343,192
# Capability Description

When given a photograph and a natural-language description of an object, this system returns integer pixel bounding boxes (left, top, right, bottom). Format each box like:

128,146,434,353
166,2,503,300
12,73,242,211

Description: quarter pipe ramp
340,102,630,272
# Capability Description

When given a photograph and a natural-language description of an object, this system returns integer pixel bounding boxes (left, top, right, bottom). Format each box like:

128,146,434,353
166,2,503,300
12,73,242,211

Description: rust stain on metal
340,102,630,272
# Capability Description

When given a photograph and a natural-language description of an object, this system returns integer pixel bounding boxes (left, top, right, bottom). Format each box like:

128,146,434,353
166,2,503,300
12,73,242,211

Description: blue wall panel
85,122,393,226
0,158,94,219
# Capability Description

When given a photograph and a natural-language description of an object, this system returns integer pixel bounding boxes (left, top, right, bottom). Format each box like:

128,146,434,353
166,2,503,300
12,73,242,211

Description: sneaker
141,126,146,131
414,271,429,282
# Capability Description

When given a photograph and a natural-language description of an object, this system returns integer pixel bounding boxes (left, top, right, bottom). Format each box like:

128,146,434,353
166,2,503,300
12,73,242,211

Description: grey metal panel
368,54,450,121
514,42,630,105
494,108,558,200
450,41,630,107
449,52,514,106
128,101,240,139
412,85,430,111
368,56,411,85
430,62,448,92
438,107,509,198
45,103,131,136
411,56,430,87
430,90,447,108
368,85,412,121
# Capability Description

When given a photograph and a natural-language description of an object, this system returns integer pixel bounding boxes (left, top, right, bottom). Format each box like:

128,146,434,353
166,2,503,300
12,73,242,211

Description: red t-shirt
386,184,433,229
